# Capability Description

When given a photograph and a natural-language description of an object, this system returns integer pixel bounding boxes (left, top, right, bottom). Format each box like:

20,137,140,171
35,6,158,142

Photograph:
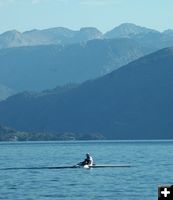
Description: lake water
0,140,173,200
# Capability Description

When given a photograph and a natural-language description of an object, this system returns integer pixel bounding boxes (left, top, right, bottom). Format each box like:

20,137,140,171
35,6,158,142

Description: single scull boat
0,164,131,170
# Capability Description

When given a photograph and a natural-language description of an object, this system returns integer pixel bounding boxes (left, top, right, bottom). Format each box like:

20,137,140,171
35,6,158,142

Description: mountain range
1,23,173,99
0,27,102,49
0,23,173,49
0,23,173,96
0,47,172,139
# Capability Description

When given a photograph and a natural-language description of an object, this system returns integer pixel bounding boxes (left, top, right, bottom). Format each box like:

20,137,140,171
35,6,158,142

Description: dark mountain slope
0,48,173,139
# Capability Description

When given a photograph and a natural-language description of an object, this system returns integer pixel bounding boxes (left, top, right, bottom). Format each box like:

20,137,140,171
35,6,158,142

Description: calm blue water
0,140,173,200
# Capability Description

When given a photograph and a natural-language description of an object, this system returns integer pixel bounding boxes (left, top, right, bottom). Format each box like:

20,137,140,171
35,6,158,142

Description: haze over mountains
0,38,149,92
0,23,173,98
0,47,173,139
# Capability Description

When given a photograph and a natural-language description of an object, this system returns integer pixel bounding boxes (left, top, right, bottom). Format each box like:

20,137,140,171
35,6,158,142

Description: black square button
158,185,173,199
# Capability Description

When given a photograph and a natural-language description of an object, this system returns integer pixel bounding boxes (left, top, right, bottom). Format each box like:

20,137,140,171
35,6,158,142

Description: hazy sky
0,0,172,33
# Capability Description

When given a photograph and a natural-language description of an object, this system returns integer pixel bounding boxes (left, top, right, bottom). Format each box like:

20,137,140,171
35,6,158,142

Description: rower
81,153,94,166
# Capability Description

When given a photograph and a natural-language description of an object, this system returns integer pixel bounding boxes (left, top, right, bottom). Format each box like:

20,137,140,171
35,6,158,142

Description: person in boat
79,153,94,166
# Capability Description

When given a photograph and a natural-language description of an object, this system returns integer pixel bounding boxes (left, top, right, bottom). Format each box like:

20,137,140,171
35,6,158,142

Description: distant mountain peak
23,29,39,34
1,29,22,37
116,23,156,31
77,27,103,40
117,22,139,27
104,23,158,39
0,30,26,49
